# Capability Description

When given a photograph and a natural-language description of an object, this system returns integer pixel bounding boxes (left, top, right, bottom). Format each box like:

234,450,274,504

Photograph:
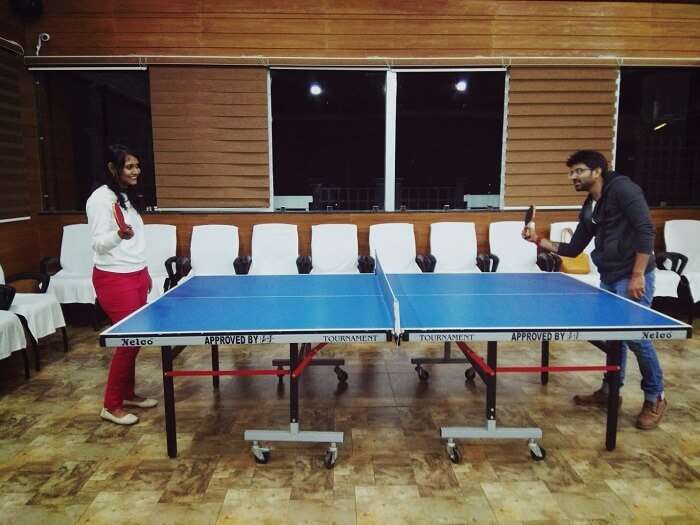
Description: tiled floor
0,319,699,524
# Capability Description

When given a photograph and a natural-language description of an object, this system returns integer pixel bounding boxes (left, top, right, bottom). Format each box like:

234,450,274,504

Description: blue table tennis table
101,260,691,467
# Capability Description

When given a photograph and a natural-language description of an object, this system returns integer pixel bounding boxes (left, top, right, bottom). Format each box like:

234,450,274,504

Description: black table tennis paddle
524,205,535,226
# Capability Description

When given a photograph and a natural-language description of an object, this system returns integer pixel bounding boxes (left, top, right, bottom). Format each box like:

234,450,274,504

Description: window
271,69,505,212
271,70,386,211
395,71,505,210
616,68,700,207
34,69,155,212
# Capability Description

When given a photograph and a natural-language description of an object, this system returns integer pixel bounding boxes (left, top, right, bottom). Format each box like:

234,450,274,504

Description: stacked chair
240,224,350,383
0,290,29,379
368,223,424,272
166,224,240,389
143,224,177,302
659,219,700,323
410,222,497,381
42,224,98,327
548,221,599,287
489,221,555,273
1,263,67,372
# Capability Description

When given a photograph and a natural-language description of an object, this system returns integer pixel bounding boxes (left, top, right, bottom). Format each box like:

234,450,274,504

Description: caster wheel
416,366,430,382
252,443,271,464
529,447,546,461
334,366,348,383
324,443,339,469
324,449,338,469
528,440,546,461
253,450,270,464
447,444,462,464
465,368,476,382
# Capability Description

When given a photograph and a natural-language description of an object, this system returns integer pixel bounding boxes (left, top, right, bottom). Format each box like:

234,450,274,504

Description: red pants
93,267,150,411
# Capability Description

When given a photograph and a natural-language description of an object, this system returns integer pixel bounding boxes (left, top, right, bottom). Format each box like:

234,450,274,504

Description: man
523,150,666,430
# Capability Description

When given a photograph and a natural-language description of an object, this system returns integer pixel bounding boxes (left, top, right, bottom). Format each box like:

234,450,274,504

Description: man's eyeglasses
568,167,591,177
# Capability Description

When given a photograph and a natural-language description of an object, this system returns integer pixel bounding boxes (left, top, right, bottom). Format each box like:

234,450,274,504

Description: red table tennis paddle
113,202,131,234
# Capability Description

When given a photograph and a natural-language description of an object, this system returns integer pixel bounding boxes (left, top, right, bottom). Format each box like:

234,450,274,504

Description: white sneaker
100,408,139,425
123,397,158,408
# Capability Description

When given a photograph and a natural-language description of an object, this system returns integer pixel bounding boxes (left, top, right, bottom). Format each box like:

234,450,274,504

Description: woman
86,144,157,425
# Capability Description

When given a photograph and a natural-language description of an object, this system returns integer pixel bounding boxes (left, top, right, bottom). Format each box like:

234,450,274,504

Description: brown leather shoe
636,398,667,430
573,388,622,408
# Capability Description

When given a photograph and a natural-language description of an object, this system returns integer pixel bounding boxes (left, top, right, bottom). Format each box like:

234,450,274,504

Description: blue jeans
601,271,664,402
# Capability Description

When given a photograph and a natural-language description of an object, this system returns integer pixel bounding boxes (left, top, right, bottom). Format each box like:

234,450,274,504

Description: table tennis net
374,253,401,337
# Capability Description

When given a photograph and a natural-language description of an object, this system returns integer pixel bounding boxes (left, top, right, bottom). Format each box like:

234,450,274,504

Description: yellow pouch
559,227,591,274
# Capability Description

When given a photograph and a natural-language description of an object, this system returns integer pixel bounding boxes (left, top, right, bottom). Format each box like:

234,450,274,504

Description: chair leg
20,347,30,379
17,315,39,371
678,279,694,325
61,327,69,353
92,303,99,331
30,335,39,371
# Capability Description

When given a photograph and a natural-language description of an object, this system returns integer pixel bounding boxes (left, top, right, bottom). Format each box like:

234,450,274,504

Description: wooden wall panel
150,67,269,208
0,5,43,275
20,2,700,60
504,67,618,207
0,53,29,221
33,208,700,268
0,220,38,276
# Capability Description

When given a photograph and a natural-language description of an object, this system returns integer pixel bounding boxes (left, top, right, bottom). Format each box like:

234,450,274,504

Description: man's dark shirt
557,171,655,284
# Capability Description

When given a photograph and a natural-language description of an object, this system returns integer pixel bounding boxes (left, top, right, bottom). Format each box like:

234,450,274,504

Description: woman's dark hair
98,144,144,213
566,150,609,175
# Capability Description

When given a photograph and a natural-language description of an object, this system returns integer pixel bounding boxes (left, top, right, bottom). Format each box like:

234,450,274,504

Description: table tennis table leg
441,341,544,463
211,345,220,389
485,341,497,422
540,341,549,385
244,342,344,468
605,341,622,451
161,345,177,458
290,343,299,427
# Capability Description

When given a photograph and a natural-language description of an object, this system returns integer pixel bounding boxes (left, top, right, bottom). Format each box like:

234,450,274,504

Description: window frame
269,66,509,212
29,65,154,213
269,66,388,212
614,66,700,208
392,67,508,211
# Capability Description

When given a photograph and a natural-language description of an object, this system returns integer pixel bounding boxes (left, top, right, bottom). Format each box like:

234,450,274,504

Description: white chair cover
369,223,421,273
249,224,299,275
665,220,700,302
48,224,96,304
310,224,359,274
430,222,480,273
0,265,66,341
489,221,541,273
0,310,26,360
654,269,681,299
144,224,177,302
549,221,601,288
189,225,239,276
